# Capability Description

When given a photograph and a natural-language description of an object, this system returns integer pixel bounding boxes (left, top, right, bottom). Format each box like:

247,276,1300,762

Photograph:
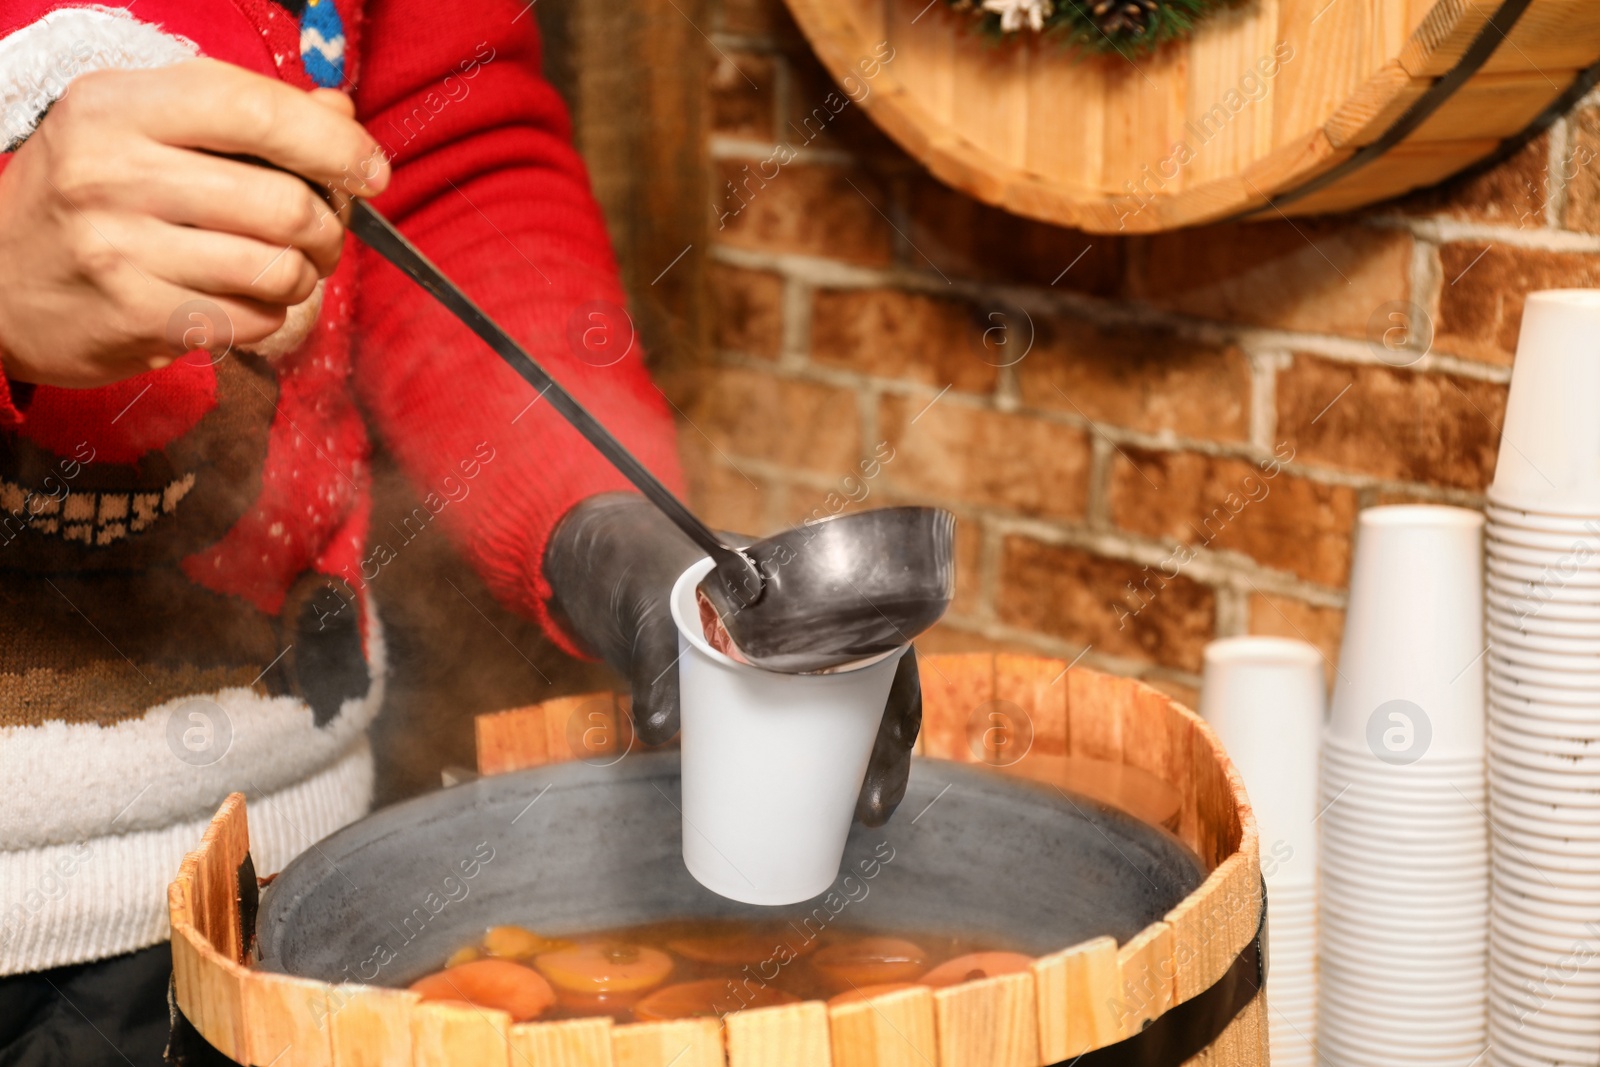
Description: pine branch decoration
948,0,1233,56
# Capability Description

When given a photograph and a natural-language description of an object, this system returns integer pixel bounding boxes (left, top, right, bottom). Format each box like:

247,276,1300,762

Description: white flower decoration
980,0,1053,32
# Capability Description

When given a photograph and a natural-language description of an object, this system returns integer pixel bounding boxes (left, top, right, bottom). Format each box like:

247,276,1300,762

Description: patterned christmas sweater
0,0,681,974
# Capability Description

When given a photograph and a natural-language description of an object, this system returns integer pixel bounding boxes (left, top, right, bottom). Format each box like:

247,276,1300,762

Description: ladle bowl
701,507,957,674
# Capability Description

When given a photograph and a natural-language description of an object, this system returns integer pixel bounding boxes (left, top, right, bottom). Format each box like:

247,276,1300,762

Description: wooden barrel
780,0,1600,232
168,654,1263,1066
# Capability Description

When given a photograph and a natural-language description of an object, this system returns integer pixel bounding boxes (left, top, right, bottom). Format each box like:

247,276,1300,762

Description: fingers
855,648,922,828
628,599,683,747
111,217,320,306
136,146,347,276
111,60,390,196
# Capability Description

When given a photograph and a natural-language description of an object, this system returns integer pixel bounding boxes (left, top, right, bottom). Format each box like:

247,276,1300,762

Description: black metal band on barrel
1226,0,1542,222
1058,879,1269,1067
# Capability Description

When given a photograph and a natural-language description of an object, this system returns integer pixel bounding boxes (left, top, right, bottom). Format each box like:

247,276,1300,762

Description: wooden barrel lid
778,0,1600,232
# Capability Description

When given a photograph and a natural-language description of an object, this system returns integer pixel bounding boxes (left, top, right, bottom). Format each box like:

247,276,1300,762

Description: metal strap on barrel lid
1061,877,1269,1067
1225,0,1539,222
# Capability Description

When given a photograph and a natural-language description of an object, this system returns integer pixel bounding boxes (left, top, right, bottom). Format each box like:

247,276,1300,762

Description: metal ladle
347,202,954,672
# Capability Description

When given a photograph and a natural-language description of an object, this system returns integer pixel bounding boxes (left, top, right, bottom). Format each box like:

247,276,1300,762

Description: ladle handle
347,201,754,584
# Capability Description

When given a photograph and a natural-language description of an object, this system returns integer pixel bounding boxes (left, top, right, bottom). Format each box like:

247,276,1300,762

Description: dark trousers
0,945,235,1067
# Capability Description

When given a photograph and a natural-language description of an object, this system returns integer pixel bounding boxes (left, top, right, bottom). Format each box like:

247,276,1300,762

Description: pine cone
1089,0,1158,38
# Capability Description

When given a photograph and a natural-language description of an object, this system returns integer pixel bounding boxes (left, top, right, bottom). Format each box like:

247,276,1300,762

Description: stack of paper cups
1318,505,1489,1066
1484,290,1600,1064
1201,637,1324,1067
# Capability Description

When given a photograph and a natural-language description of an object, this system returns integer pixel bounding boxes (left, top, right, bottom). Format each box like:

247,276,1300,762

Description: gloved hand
544,492,921,827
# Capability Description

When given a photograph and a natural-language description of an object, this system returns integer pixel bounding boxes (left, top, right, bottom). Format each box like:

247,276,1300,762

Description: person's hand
544,492,922,827
0,59,390,388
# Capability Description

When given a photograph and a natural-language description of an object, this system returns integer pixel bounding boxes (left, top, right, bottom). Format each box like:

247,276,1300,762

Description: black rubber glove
544,492,921,827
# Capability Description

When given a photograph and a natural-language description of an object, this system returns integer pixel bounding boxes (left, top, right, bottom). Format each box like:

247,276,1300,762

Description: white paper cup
1485,568,1600,602
1329,506,1486,759
670,557,907,905
1487,500,1600,531
1491,291,1600,510
1491,739,1600,775
1486,640,1600,673
1489,622,1600,656
1489,543,1600,575
1487,588,1600,623
1489,556,1600,588
1488,653,1600,690
1200,636,1324,878
1488,522,1600,552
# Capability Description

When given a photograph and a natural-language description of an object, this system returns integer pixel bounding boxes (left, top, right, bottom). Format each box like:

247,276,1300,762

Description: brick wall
657,0,1600,706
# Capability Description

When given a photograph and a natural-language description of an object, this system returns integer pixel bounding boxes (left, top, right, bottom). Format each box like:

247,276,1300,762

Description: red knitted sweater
0,0,680,975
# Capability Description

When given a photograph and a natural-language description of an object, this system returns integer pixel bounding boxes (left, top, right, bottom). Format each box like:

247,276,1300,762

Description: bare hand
0,59,390,388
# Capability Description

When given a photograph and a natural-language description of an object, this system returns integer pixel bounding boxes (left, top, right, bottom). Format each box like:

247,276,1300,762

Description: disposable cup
1489,611,1600,642
1320,767,1488,804
1318,958,1487,1000
1487,975,1600,1026
1317,1032,1488,1067
1487,497,1600,526
1491,740,1600,777
1317,1006,1485,1045
1488,676,1600,707
1492,865,1600,910
1489,550,1600,582
1485,640,1600,674
1321,992,1484,1021
1489,622,1600,656
1323,732,1486,773
1489,540,1600,573
1485,568,1600,603
1491,788,1600,828
1491,291,1600,507
1318,786,1487,822
1488,1004,1600,1044
670,557,908,905
1491,834,1600,873
1489,762,1600,800
1318,978,1488,1013
1327,506,1485,757
1319,839,1487,877
1487,589,1600,623
1489,703,1600,734
1491,940,1600,985
1494,811,1600,851
1320,892,1487,925
1487,653,1600,691
1488,988,1600,1038
1200,637,1324,874
1488,1015,1600,1061
1490,911,1600,959
1487,1028,1600,1067
1487,522,1600,552
1324,879,1486,908
1484,604,1600,639
1320,926,1487,963
1318,794,1487,830
1478,883,1600,927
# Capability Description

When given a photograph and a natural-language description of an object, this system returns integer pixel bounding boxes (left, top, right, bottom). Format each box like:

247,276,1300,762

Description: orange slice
634,978,800,1021
534,942,674,996
827,982,922,1006
483,924,570,960
444,945,481,968
409,959,555,1021
668,927,816,966
812,937,928,990
920,952,1034,988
